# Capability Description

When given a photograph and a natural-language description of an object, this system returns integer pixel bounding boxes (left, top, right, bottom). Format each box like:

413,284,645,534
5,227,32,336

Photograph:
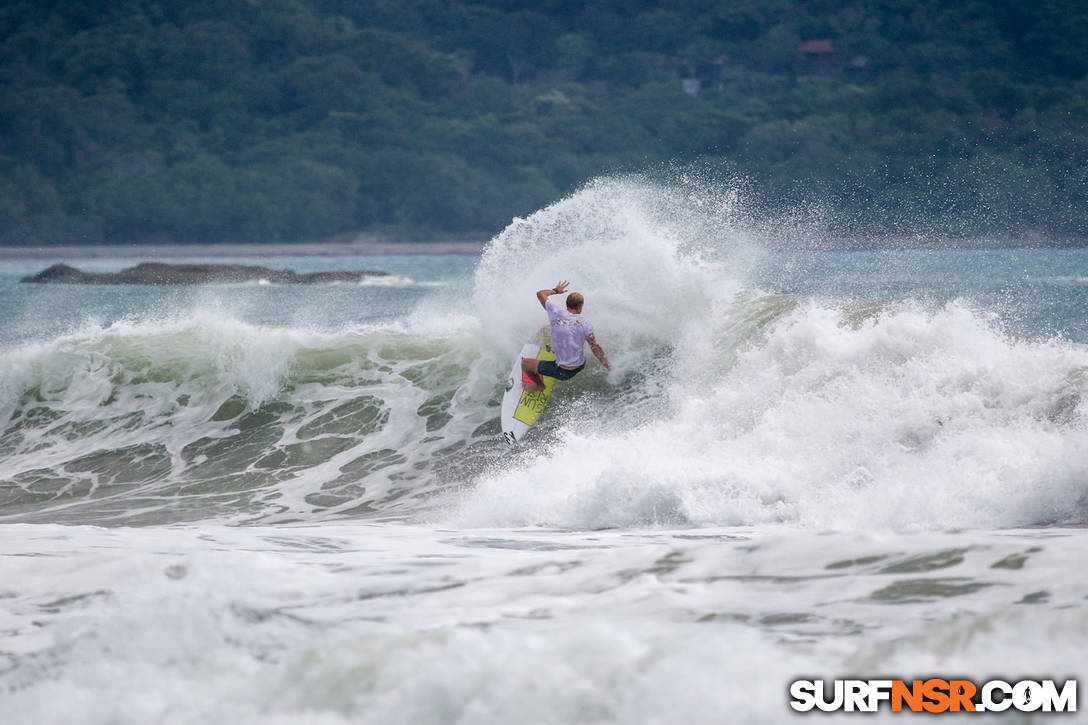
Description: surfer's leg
520,357,546,392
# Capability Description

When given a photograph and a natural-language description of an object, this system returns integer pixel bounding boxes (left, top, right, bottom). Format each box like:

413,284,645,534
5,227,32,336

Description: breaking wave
2,178,1086,529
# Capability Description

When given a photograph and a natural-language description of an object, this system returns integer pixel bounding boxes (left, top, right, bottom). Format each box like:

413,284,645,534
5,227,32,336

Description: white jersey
546,299,595,367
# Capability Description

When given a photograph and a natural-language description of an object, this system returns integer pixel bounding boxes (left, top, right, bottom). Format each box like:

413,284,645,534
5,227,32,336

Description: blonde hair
566,292,584,310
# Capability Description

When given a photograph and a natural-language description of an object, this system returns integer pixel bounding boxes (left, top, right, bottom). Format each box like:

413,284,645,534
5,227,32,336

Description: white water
457,299,1088,531
3,179,1086,531
458,178,1088,532
2,524,1085,724
2,177,1087,722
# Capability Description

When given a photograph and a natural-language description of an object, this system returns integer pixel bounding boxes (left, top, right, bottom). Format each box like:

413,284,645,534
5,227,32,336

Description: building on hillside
660,53,735,95
797,39,837,74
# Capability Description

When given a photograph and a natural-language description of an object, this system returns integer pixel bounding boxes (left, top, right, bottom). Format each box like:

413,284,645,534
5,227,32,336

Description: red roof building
798,39,835,54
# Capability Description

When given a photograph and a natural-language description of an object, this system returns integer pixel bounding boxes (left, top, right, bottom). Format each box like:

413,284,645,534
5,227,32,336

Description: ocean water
1,178,1087,723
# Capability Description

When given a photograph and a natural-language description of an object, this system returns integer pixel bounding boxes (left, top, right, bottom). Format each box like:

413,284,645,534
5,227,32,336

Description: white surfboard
500,329,556,445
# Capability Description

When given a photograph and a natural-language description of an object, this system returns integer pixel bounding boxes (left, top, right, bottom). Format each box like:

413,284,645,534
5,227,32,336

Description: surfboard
500,328,556,445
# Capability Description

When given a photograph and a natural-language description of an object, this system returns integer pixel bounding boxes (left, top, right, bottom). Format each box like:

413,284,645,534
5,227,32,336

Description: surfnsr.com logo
790,679,1077,713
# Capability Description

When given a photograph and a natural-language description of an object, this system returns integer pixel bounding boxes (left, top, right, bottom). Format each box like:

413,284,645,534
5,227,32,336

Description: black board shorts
538,360,584,381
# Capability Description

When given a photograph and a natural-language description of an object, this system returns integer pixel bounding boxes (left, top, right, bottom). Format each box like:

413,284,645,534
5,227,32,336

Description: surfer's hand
553,281,569,294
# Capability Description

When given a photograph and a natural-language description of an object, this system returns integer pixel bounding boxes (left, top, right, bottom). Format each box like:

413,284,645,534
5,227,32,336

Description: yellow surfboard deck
511,322,557,424
513,336,556,426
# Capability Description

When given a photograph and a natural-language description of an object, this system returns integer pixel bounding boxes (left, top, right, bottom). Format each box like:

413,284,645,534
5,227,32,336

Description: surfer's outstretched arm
587,334,611,371
536,280,569,308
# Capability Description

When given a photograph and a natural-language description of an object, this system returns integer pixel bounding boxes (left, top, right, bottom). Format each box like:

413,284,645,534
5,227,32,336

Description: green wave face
0,321,505,525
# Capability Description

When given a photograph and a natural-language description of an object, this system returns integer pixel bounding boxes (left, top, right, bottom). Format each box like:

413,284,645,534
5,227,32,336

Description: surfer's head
566,292,584,312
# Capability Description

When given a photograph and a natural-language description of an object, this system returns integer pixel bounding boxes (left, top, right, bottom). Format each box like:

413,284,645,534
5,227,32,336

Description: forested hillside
1,0,1085,244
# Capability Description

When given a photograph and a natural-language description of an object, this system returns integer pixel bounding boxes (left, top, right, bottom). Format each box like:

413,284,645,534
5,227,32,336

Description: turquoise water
0,254,478,346
756,248,1088,342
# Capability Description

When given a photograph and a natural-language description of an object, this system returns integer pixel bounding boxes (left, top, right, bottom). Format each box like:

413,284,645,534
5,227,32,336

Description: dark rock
27,263,86,282
21,262,388,285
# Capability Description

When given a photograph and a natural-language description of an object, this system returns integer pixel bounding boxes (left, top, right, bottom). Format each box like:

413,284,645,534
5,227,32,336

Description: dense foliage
1,0,1085,244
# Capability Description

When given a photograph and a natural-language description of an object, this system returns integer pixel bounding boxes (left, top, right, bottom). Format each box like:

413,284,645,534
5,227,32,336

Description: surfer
521,280,610,392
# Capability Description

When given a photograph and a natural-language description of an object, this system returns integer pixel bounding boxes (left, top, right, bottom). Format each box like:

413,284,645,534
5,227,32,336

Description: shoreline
0,239,487,260
2,238,1084,261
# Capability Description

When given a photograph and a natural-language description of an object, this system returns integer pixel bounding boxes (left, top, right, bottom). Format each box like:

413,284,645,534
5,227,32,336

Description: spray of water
2,174,1086,530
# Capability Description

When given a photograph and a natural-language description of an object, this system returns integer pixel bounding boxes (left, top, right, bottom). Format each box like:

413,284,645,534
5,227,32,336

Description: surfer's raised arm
536,280,569,309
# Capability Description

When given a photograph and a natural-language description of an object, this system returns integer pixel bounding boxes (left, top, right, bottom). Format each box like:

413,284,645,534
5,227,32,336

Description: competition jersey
545,299,594,367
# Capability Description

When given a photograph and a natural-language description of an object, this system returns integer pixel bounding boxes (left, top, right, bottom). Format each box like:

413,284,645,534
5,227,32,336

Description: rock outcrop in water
21,262,388,285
